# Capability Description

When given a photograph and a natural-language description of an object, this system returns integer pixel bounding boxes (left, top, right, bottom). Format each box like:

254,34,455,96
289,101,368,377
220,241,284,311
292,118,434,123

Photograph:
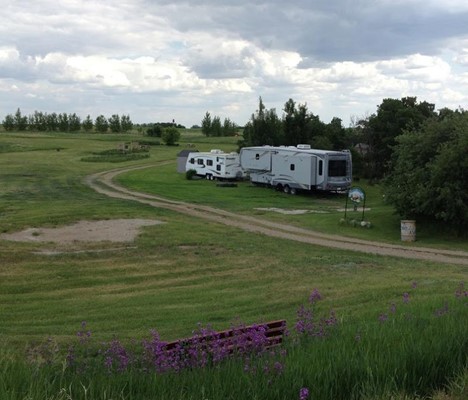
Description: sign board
344,186,366,221
348,187,365,204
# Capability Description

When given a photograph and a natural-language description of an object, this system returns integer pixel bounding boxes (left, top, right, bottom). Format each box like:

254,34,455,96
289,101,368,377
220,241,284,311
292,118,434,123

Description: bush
186,169,197,180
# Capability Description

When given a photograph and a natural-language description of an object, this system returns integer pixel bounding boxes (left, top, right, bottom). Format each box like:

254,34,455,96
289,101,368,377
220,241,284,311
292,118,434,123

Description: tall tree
82,115,94,132
58,113,69,132
201,112,212,136
222,117,237,136
2,114,15,131
384,109,468,235
282,99,311,145
68,113,81,132
46,113,58,131
95,115,108,133
241,97,283,147
359,97,436,179
108,114,121,133
211,116,222,137
121,114,133,132
14,108,28,131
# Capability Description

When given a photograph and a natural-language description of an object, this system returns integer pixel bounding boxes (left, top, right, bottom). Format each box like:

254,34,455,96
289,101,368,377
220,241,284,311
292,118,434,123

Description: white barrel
401,220,416,242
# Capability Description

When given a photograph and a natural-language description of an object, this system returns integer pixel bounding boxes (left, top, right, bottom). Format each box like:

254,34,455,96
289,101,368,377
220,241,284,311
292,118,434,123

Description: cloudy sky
1,0,468,127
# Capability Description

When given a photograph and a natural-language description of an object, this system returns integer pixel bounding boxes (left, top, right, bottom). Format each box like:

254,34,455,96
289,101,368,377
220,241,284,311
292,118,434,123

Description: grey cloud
151,0,468,62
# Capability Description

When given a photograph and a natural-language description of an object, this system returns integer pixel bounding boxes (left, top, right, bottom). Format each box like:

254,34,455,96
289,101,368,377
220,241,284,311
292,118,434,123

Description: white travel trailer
239,144,352,194
186,149,245,180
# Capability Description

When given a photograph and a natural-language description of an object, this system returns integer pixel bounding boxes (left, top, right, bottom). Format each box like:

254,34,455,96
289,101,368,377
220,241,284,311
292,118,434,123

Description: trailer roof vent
210,149,223,154
297,144,311,150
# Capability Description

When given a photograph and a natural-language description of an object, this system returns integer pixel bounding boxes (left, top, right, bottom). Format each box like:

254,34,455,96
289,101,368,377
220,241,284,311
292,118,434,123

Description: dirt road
85,164,468,266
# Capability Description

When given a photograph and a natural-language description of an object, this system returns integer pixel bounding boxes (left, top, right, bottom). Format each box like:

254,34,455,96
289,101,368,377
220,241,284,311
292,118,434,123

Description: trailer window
329,160,347,177
216,165,221,171
207,160,213,166
189,158,194,164
197,159,204,165
318,160,323,175
255,153,260,160
290,164,295,171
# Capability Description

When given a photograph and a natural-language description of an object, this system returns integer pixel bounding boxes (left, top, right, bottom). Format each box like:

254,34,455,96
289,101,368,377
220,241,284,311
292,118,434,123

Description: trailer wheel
283,185,290,194
290,187,297,195
206,174,211,180
275,184,283,192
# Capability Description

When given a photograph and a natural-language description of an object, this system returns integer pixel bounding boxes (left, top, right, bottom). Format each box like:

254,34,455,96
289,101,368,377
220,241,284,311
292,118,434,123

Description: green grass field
0,131,466,399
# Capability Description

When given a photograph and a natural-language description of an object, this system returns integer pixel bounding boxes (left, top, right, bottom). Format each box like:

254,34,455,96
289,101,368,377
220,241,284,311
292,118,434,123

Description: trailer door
310,155,317,186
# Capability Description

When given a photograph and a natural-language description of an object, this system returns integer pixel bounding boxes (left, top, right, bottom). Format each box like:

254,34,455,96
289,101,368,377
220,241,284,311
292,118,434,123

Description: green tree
14,108,28,131
46,113,58,131
82,115,93,132
58,113,69,132
222,117,237,136
325,117,349,150
201,111,212,136
2,114,15,131
95,115,108,133
384,109,468,235
211,116,222,137
121,114,133,132
68,113,81,132
161,127,180,145
283,99,311,145
146,124,163,137
359,97,436,179
241,97,283,147
108,114,121,133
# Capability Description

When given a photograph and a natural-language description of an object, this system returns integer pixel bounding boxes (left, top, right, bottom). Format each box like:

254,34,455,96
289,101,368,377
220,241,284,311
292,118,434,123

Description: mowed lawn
0,131,466,350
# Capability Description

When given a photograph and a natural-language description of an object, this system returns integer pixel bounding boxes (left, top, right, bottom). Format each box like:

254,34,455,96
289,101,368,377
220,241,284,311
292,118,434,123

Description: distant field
0,131,466,351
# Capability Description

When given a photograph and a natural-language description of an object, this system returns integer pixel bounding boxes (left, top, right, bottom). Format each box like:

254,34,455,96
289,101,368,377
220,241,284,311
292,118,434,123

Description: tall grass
1,284,466,400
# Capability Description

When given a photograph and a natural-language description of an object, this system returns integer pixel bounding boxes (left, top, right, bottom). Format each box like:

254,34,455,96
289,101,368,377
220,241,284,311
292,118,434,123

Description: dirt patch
255,207,329,215
0,219,165,244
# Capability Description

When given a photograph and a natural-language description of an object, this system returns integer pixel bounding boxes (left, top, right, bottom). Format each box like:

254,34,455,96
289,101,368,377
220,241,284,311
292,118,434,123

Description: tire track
85,164,468,266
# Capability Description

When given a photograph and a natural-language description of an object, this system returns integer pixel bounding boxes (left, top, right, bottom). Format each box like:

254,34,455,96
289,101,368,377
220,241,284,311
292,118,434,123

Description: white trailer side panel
239,147,272,171
271,153,315,190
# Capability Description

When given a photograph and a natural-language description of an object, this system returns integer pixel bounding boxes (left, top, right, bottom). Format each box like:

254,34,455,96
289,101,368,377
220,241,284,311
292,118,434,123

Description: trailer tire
290,187,297,195
283,185,290,194
206,174,210,180
275,184,283,192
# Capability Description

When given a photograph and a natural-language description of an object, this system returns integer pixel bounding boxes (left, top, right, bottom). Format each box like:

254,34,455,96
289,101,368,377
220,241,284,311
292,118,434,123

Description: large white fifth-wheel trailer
239,144,352,194
186,149,245,180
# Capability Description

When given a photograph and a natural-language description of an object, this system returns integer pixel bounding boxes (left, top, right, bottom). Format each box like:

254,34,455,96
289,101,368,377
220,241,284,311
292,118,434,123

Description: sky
1,0,468,128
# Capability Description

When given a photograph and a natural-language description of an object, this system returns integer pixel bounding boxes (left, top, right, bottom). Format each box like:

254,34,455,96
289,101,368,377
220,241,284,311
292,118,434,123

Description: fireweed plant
2,282,467,400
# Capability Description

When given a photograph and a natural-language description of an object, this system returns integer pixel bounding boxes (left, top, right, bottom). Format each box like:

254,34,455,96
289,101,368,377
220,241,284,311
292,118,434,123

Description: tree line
1,108,133,133
201,112,238,137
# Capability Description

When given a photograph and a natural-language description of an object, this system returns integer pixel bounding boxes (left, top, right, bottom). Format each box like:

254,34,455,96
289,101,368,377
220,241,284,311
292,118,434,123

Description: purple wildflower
274,361,284,375
389,302,396,314
295,305,314,335
402,292,410,304
309,288,322,304
299,387,310,400
411,281,418,289
66,345,77,368
103,339,130,373
325,309,338,326
455,282,467,299
76,321,92,345
378,313,388,323
434,302,449,317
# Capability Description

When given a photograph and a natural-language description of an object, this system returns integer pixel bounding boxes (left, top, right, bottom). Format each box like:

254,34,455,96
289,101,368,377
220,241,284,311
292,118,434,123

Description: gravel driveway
84,164,468,266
